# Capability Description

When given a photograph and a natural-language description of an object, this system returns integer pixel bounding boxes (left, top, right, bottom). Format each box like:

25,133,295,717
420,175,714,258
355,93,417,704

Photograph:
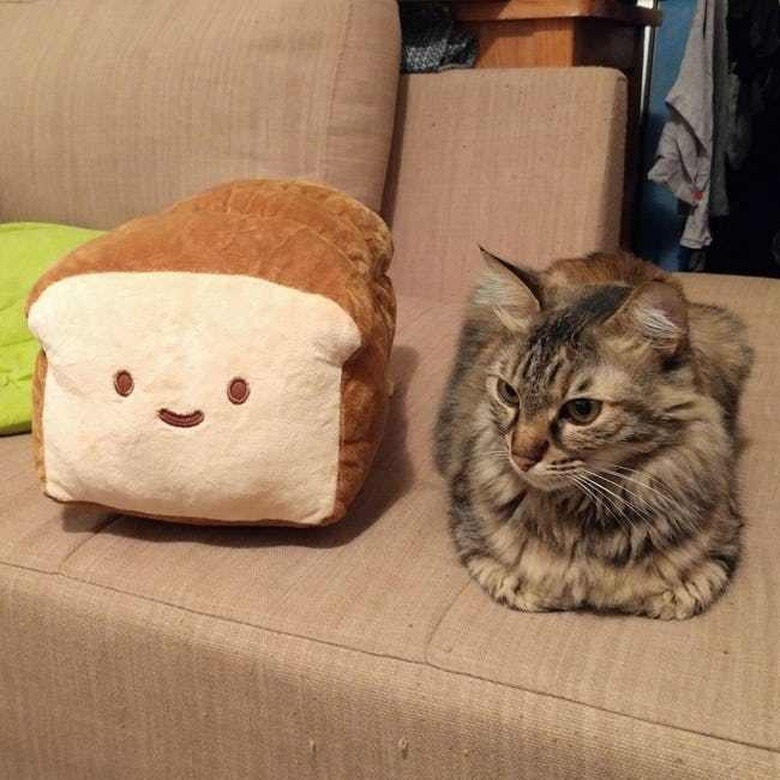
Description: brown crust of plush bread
169,179,393,278
29,212,377,338
332,271,395,521
28,180,395,526
27,180,394,330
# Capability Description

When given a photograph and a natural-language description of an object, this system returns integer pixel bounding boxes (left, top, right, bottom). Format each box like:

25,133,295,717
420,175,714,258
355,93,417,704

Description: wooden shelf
452,0,660,26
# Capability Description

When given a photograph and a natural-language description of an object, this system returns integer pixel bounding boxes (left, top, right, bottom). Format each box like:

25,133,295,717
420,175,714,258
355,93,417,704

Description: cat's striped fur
435,251,752,619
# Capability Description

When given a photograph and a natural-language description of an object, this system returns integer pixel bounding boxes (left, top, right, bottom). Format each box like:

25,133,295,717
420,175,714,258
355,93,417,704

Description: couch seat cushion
1,275,778,757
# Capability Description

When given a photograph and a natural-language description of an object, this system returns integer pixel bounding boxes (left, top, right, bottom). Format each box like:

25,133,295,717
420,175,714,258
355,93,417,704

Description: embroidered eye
562,398,602,425
496,378,519,406
227,377,250,405
113,370,134,397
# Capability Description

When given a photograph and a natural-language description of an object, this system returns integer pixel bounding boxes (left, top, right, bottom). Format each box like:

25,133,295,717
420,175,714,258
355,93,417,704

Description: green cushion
0,223,104,435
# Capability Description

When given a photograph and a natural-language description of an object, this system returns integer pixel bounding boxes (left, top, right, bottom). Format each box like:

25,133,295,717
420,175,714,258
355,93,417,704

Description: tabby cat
435,250,752,619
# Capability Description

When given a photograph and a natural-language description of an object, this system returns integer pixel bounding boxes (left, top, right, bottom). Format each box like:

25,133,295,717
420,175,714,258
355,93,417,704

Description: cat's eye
561,398,602,425
227,377,250,405
496,378,519,406
113,370,134,397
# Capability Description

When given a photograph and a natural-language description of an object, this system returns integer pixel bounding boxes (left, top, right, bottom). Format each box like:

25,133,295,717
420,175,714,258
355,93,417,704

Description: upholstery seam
58,514,122,567
422,577,472,652
2,512,121,574
1,559,777,757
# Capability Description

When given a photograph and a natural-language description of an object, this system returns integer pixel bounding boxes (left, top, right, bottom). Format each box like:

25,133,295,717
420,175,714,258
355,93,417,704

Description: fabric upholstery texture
383,69,627,302
2,271,779,777
2,569,776,780
0,0,400,225
26,180,395,526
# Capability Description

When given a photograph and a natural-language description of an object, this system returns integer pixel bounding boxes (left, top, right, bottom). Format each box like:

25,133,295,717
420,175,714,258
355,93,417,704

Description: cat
435,249,753,619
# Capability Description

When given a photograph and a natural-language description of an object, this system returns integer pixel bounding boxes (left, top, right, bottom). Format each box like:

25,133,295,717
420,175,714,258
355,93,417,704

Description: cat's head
474,249,696,493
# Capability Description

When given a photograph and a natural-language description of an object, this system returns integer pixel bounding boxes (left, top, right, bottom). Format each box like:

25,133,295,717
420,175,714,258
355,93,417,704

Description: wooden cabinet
451,1,659,68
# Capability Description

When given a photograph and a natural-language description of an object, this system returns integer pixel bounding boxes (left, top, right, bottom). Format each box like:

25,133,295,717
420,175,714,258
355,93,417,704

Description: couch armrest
382,68,626,302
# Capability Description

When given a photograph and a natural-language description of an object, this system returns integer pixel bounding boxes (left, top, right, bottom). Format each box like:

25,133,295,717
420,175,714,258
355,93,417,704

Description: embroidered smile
157,408,205,428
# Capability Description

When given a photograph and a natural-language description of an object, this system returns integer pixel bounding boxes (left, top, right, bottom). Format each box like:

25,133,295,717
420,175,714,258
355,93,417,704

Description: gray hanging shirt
648,0,716,249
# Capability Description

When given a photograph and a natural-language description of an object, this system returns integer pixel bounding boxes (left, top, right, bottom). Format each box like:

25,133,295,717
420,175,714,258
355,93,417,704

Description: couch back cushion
0,0,399,226
383,69,626,302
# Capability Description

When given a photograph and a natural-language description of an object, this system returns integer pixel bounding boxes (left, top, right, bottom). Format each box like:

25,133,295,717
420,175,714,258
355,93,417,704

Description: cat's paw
640,588,701,620
507,588,548,613
465,555,546,612
466,555,518,603
638,562,729,620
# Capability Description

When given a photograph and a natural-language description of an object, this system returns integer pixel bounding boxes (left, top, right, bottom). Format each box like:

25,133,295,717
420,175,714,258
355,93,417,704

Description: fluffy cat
435,250,752,619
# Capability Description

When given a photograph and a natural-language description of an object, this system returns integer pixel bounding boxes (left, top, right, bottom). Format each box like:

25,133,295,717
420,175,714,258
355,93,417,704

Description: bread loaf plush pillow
26,180,395,526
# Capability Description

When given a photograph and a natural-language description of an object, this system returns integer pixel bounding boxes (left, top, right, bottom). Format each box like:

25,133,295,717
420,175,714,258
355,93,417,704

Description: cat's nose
513,455,537,472
511,440,549,471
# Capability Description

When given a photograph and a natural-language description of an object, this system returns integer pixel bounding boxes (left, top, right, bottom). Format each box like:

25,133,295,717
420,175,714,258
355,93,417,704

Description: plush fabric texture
0,0,400,225
26,180,395,526
0,223,104,436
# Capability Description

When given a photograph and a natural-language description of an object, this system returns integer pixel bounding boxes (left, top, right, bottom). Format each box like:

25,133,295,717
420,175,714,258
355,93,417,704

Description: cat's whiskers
569,473,635,532
479,453,513,464
608,465,677,507
590,466,698,533
568,474,608,513
603,465,680,508
587,472,697,547
604,465,700,530
579,469,656,529
567,474,601,511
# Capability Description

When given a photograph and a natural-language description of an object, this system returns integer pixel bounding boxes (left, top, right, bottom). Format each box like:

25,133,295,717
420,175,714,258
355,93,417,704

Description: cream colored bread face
27,271,361,524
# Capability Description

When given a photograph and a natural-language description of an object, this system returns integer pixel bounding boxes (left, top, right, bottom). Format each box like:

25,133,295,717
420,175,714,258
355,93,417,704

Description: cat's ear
474,246,542,330
479,247,544,301
619,281,689,355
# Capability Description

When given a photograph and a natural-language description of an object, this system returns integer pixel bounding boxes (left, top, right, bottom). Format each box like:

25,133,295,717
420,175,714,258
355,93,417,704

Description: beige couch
1,2,778,778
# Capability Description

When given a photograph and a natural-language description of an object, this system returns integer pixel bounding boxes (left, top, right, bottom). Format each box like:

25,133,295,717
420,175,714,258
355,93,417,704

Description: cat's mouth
510,458,585,492
520,469,573,492
158,408,205,428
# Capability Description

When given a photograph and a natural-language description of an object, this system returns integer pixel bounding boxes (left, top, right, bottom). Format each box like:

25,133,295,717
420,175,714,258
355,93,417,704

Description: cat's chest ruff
508,496,646,568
